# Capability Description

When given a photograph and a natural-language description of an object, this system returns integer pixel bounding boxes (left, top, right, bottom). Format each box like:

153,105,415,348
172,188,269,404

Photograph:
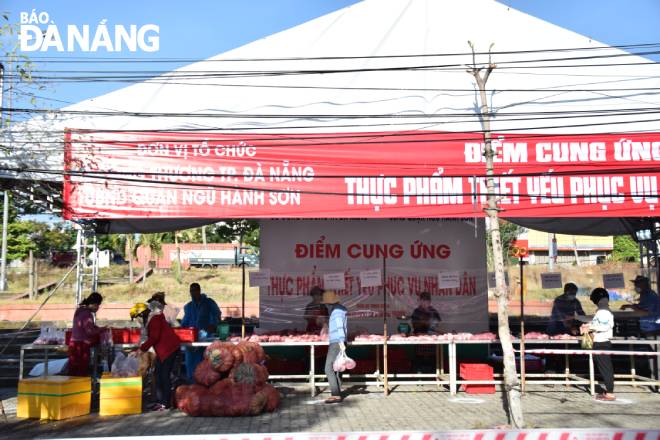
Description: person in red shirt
68,292,107,376
133,299,181,411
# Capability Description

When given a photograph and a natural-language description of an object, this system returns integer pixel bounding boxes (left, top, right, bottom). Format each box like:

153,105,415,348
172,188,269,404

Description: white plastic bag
33,324,63,345
29,358,68,376
332,350,356,372
111,351,140,377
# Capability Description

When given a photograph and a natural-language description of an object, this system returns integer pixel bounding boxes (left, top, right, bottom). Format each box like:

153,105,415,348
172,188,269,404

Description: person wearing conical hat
322,291,347,404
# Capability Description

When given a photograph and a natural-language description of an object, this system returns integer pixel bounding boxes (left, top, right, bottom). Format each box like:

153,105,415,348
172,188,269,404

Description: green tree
139,233,164,265
208,220,259,247
486,220,523,268
612,235,638,262
1,12,42,122
6,221,38,261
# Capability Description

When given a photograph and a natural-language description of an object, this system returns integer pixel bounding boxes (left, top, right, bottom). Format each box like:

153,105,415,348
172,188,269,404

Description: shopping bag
332,350,356,372
580,332,593,350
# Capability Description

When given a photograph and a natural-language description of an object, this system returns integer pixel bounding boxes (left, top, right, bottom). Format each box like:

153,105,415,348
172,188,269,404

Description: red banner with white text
63,130,660,219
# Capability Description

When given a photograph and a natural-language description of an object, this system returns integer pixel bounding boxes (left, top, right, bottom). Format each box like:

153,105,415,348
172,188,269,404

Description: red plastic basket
459,363,495,394
173,327,198,342
111,327,142,344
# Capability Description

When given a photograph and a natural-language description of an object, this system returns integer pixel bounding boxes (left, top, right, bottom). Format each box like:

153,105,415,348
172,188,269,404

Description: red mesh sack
233,342,259,364
261,383,281,412
204,341,235,372
179,385,208,417
230,362,268,386
209,378,233,396
248,390,268,415
194,359,222,387
224,383,253,417
210,398,228,417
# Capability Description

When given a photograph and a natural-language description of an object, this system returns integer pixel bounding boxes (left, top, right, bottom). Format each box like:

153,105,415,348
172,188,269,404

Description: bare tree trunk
201,226,207,249
470,49,524,428
126,236,134,283
572,236,581,266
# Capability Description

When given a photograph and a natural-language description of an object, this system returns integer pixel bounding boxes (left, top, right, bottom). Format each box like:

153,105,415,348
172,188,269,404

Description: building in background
514,230,613,266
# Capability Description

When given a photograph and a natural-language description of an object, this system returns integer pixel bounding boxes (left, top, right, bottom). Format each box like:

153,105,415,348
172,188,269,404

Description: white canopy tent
2,0,660,234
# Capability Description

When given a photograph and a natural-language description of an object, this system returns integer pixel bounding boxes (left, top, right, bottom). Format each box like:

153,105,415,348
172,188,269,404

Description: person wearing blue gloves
181,282,221,381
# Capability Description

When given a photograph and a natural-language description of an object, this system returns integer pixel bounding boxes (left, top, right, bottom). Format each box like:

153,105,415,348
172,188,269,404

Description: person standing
582,288,616,401
547,282,585,336
303,286,328,333
411,291,441,334
181,283,221,380
68,292,107,376
151,291,180,327
133,300,181,411
620,276,660,336
322,291,347,404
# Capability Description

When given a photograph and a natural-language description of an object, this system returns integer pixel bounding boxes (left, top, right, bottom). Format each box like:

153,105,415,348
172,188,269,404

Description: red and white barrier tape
520,349,658,356
58,429,660,440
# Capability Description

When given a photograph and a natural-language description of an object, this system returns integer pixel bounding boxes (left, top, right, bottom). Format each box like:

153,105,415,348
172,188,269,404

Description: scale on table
397,315,411,335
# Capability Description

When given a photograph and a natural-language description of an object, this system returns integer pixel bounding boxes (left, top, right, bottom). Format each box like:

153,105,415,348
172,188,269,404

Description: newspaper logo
19,10,160,52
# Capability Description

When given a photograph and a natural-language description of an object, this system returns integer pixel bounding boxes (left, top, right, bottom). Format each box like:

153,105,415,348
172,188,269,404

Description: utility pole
0,60,8,291
468,42,524,428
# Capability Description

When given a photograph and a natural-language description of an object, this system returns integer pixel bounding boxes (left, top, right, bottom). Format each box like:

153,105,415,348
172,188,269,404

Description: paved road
2,384,660,438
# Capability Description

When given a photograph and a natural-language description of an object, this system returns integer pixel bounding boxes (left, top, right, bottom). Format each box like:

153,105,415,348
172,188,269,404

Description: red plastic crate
111,327,142,344
173,327,198,342
459,363,495,394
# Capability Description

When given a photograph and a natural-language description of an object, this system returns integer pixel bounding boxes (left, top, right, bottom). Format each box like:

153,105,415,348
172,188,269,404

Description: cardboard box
17,376,91,420
99,374,143,416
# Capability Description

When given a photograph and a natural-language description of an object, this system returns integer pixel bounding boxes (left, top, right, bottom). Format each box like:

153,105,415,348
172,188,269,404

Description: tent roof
4,0,660,233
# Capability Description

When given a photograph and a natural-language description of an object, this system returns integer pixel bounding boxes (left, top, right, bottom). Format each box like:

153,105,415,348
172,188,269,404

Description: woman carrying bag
581,288,616,401
322,291,348,404
131,299,181,411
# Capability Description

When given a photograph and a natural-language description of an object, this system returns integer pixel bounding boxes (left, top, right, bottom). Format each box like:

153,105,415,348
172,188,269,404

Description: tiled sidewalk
2,385,659,438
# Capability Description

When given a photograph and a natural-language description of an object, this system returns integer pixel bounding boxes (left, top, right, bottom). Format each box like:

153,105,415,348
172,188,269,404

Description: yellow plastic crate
17,376,91,420
99,375,143,416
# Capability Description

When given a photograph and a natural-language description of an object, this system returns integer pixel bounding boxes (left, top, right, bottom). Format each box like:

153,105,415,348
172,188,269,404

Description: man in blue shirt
181,282,221,380
322,290,347,404
621,276,660,336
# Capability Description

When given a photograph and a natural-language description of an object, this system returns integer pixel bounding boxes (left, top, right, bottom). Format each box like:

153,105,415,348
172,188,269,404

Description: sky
2,0,659,110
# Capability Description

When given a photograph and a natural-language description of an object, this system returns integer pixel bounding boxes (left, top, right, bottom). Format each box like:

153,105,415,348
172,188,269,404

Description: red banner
63,130,660,219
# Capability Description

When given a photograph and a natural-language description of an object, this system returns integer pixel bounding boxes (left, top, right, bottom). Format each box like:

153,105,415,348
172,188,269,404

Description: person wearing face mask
581,288,616,401
547,283,585,336
68,292,108,376
620,276,660,336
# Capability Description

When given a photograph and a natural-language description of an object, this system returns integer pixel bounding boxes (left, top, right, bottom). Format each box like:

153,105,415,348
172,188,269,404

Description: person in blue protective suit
181,282,221,381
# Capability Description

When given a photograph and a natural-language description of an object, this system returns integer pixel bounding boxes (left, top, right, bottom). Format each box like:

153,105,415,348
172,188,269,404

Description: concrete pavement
2,385,659,438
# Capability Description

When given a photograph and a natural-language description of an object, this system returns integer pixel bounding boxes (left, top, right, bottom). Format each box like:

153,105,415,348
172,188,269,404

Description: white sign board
603,273,625,289
438,271,461,289
359,269,382,288
249,270,271,287
260,219,488,333
541,272,563,289
323,272,346,290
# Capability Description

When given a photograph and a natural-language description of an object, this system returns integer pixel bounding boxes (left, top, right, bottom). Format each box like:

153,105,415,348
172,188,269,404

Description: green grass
0,265,259,304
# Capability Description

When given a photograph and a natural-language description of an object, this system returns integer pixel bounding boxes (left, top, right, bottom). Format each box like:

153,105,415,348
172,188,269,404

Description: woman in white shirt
582,288,615,401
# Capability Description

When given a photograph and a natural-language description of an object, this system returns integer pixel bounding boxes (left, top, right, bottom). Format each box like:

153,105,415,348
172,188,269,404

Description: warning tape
521,349,658,356
54,429,660,440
